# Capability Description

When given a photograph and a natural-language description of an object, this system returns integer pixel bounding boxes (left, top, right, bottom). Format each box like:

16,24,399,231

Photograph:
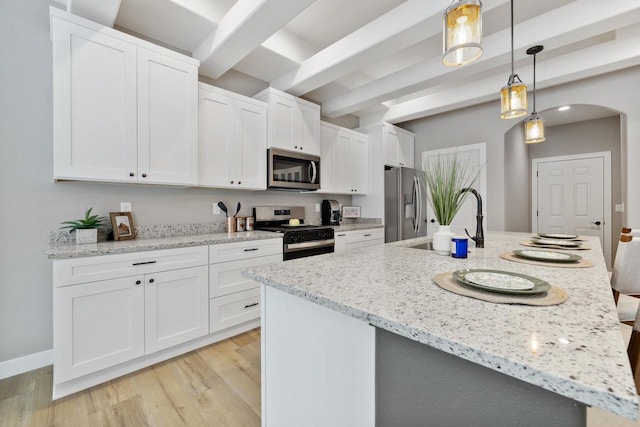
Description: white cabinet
199,83,267,190
254,88,320,156
209,239,282,333
383,123,414,168
51,9,199,185
320,121,369,194
53,246,208,394
333,228,384,253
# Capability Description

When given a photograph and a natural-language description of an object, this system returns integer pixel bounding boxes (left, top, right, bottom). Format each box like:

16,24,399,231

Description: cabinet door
383,125,400,167
398,130,415,168
138,49,198,185
52,19,137,182
297,103,320,155
144,266,208,354
334,233,347,253
269,95,297,152
351,135,369,194
54,276,144,382
335,132,354,194
198,89,236,187
238,100,267,189
319,124,338,193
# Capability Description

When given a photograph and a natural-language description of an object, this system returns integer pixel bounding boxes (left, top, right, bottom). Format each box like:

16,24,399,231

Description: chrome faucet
460,187,484,248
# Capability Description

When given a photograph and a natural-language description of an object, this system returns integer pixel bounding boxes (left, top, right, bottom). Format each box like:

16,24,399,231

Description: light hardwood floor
0,328,261,427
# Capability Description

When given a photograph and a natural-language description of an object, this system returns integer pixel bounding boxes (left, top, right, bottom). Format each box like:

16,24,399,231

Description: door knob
591,221,602,226
430,219,436,223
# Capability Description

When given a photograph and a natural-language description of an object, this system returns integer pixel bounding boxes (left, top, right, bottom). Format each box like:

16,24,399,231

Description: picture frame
110,212,135,241
342,206,361,219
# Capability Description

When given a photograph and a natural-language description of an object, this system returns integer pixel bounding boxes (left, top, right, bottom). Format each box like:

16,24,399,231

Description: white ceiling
58,0,640,126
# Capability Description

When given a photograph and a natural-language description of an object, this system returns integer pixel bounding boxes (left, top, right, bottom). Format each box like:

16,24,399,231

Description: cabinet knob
238,181,241,184
129,172,135,177
135,280,141,285
294,145,298,149
142,173,147,178
230,180,234,184
300,146,303,150
149,278,154,283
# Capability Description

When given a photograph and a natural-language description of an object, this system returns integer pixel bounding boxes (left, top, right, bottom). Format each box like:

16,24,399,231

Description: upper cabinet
383,123,414,168
320,121,368,195
198,83,267,190
51,9,199,186
254,88,320,156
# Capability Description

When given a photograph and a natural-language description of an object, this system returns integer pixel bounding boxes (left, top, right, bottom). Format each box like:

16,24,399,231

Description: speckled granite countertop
244,231,639,419
47,231,281,260
332,223,384,232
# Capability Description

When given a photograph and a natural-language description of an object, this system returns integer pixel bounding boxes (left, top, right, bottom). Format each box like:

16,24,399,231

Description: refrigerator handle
416,177,423,233
413,177,419,234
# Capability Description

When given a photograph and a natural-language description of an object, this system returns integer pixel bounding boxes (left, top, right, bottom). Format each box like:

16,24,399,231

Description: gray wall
503,124,530,232
0,0,351,363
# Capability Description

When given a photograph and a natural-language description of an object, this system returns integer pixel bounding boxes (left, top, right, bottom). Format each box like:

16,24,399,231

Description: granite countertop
244,231,639,419
332,223,384,232
47,230,282,260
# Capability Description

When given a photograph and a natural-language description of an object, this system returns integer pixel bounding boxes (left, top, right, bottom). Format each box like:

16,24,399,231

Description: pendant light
442,0,483,67
525,45,545,143
500,0,527,119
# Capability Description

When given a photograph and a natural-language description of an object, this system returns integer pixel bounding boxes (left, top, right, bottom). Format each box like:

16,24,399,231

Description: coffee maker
321,199,340,226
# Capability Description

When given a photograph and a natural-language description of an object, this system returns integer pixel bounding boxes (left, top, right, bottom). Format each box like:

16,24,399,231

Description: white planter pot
76,228,98,245
432,225,455,256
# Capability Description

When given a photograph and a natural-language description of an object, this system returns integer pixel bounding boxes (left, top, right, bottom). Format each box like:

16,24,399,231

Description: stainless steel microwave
268,148,320,191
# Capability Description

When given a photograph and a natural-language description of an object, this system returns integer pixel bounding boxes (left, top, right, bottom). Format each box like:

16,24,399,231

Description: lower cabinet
334,228,385,253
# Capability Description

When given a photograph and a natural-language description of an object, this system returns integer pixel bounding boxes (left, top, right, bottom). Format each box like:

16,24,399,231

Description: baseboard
0,349,54,380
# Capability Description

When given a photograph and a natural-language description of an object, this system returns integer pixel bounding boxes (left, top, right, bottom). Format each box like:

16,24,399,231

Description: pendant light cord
532,51,537,112
510,0,514,77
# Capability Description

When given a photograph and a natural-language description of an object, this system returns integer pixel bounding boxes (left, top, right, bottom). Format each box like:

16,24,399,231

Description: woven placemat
499,252,594,268
520,241,591,250
432,272,568,306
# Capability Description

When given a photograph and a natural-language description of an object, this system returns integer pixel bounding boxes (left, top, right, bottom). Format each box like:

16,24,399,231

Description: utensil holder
226,217,236,233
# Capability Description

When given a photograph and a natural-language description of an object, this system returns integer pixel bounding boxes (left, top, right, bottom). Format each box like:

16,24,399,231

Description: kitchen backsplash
49,218,381,245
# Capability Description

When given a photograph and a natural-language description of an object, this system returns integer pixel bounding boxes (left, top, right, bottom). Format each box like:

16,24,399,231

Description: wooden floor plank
0,328,262,427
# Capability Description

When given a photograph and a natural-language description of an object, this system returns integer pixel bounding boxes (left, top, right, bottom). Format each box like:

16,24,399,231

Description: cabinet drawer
210,288,261,333
53,246,208,287
209,238,282,264
210,254,282,298
345,228,384,243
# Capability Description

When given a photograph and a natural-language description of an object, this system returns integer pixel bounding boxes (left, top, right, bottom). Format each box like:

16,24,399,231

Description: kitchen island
243,231,638,426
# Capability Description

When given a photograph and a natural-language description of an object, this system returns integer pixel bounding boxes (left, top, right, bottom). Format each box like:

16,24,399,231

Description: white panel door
144,266,208,354
319,123,338,193
398,130,415,168
351,135,369,193
383,125,400,167
137,49,198,185
238,101,267,189
270,96,296,152
536,157,604,242
335,132,353,194
423,143,487,238
198,89,235,187
55,276,144,382
297,103,320,155
52,19,137,182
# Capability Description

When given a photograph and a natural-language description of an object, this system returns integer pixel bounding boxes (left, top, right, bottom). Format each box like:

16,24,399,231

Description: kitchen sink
406,241,433,251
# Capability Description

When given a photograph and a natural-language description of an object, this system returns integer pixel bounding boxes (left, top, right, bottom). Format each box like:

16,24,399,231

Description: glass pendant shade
442,0,483,67
500,79,528,119
525,113,545,143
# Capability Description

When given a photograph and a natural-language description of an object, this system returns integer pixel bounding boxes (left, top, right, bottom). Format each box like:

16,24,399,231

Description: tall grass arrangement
421,153,483,226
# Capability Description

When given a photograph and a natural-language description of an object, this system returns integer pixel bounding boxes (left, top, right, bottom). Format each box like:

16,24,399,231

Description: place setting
499,248,594,268
432,268,567,306
520,233,591,250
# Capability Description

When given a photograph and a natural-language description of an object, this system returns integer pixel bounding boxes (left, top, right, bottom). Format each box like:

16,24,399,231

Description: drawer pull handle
364,234,372,237
337,233,346,237
244,302,259,309
243,248,259,252
132,261,157,266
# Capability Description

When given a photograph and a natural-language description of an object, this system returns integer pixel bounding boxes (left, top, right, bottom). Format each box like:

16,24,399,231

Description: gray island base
245,232,638,426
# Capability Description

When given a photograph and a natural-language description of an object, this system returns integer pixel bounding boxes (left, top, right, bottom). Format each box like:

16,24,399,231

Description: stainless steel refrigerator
384,166,428,243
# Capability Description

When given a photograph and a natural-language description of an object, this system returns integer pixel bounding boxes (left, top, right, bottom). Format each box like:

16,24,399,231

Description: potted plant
60,208,107,244
422,152,483,255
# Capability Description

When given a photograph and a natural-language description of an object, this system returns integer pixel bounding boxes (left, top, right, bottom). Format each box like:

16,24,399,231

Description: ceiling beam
194,0,315,79
270,0,510,96
382,34,640,124
66,0,121,27
322,0,640,118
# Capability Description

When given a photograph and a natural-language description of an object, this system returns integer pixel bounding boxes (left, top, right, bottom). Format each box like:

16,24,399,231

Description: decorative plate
513,249,582,263
537,233,580,240
452,269,551,295
530,237,582,247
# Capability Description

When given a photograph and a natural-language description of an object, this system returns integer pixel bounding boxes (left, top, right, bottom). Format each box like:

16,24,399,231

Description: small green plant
60,208,107,233
422,152,483,226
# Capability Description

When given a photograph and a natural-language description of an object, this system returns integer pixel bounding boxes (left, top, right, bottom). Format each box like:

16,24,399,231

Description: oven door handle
284,239,335,252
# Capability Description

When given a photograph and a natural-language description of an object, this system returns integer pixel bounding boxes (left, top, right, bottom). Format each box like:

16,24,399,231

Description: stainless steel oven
268,148,320,191
253,206,334,260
